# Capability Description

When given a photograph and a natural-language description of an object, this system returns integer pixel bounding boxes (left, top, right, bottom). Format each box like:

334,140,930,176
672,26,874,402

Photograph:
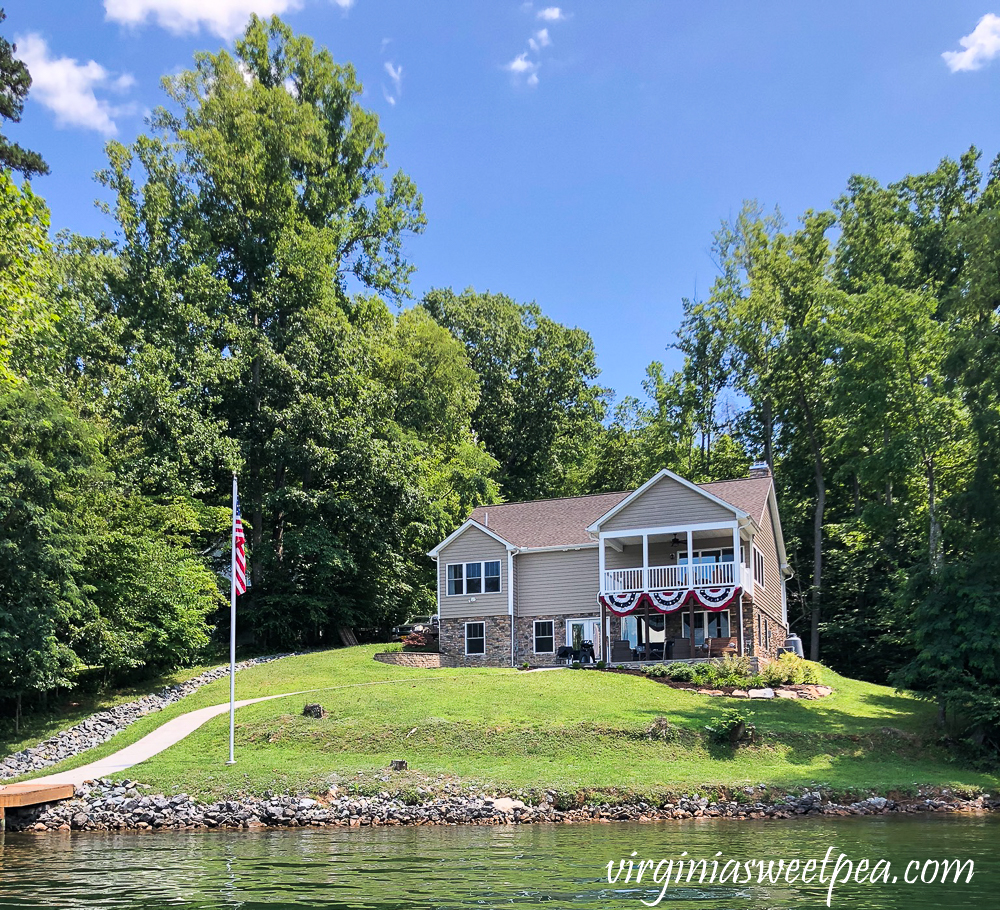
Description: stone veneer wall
439,615,513,667
744,597,789,662
513,613,602,667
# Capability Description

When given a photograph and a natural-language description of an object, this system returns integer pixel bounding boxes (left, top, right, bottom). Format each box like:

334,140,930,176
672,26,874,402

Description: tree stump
390,759,408,771
302,703,326,719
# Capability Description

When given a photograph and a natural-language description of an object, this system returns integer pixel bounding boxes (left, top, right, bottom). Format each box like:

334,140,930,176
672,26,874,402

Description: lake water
0,815,996,908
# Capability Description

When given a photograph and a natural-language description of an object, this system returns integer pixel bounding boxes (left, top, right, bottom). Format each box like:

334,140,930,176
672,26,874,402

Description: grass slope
12,646,998,801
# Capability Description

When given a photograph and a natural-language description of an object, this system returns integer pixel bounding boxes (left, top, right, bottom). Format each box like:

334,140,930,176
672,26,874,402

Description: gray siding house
428,466,791,667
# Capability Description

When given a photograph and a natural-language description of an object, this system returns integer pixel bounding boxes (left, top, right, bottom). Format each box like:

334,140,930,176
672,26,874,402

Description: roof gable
587,469,748,533
427,518,515,558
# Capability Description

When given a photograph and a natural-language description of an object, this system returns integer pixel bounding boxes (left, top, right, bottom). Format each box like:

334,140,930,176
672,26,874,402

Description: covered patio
596,520,756,662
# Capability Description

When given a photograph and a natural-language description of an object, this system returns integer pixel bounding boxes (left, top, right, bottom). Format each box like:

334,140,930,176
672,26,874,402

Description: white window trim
446,560,502,596
464,621,486,656
753,545,766,591
533,620,555,654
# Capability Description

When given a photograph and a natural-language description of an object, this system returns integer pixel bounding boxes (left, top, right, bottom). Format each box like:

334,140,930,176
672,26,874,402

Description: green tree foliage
62,16,495,649
422,287,608,501
0,9,48,178
0,170,54,381
0,387,99,728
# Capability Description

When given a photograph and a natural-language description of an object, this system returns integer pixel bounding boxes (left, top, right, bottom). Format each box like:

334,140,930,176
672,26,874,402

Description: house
427,465,791,667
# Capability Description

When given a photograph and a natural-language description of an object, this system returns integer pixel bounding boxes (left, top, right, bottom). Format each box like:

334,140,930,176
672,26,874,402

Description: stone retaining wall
10,779,997,833
373,652,446,669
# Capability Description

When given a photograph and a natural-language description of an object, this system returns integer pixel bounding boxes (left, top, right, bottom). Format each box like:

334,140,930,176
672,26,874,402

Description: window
679,548,736,585
753,546,766,590
465,622,486,655
533,620,554,653
484,561,501,593
446,561,502,596
466,562,482,594
447,563,463,596
682,610,731,645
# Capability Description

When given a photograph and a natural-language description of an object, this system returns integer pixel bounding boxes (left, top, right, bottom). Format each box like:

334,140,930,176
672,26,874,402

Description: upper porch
598,521,757,596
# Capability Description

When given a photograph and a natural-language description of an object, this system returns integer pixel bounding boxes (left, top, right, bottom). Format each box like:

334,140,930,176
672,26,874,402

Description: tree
0,9,48,178
422,287,608,501
0,170,53,382
0,386,101,729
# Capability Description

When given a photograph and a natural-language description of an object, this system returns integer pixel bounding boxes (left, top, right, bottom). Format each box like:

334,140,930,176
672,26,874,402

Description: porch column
733,524,744,656
731,525,740,586
642,533,649,590
599,535,606,593
686,529,693,588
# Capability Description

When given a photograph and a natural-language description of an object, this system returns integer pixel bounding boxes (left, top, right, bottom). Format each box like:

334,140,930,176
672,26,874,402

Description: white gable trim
586,469,749,533
766,483,791,576
427,518,516,559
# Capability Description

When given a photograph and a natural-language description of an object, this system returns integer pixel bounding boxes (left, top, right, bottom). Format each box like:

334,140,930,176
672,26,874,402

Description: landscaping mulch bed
602,667,833,700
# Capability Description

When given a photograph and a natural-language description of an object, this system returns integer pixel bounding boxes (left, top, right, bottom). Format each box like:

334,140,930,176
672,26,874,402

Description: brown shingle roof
468,491,631,549
464,473,774,550
699,476,773,524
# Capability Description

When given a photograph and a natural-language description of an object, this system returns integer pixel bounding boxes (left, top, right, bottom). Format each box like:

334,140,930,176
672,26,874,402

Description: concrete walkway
21,676,458,789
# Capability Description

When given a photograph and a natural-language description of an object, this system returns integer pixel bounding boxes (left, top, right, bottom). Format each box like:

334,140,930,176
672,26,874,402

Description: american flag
234,494,247,595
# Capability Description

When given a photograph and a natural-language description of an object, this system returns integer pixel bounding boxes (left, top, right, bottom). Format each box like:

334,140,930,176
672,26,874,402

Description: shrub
520,662,530,670
693,662,720,684
706,707,756,746
571,661,582,670
402,631,433,652
596,660,607,670
713,654,756,686
760,653,819,686
644,665,670,679
382,643,402,653
667,663,695,682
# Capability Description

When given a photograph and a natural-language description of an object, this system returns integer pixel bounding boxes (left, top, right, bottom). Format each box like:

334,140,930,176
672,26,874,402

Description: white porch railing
602,561,738,593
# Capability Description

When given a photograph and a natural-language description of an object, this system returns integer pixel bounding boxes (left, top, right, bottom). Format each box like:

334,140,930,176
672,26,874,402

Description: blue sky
6,1,1000,403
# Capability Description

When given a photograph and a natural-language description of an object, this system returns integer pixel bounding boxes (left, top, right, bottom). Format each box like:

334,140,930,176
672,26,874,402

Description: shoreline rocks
1,655,292,781
8,780,997,834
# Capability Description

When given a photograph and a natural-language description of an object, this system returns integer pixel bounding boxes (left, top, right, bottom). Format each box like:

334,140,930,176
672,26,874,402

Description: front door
566,618,602,660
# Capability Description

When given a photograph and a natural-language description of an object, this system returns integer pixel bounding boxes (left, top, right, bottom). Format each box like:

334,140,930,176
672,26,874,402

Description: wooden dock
0,782,75,829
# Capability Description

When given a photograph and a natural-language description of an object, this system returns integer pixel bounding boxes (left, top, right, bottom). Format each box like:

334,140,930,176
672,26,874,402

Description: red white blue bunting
686,585,742,611
599,586,742,616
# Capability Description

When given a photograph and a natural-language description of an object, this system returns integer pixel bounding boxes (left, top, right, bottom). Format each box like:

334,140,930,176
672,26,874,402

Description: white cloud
537,7,564,21
15,33,134,136
506,52,536,75
103,0,303,39
943,13,1000,72
382,60,402,106
331,0,354,7
505,52,539,87
384,61,402,91
528,28,550,51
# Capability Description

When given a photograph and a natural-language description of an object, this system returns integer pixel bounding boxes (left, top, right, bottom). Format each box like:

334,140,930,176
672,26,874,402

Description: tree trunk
928,456,942,572
810,461,825,662
15,691,21,735
762,397,774,472
250,309,263,588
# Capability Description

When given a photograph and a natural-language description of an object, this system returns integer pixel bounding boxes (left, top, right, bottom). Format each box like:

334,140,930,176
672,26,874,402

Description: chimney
748,462,771,478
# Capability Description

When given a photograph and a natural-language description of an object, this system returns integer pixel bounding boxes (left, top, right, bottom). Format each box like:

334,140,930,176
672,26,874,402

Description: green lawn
0,662,224,757
12,646,999,801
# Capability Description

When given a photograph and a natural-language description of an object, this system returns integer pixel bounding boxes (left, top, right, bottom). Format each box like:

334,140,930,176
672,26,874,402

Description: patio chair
671,638,692,660
610,640,634,663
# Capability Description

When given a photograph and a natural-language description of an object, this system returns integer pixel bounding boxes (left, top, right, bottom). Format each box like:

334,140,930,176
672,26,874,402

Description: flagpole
227,472,237,765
